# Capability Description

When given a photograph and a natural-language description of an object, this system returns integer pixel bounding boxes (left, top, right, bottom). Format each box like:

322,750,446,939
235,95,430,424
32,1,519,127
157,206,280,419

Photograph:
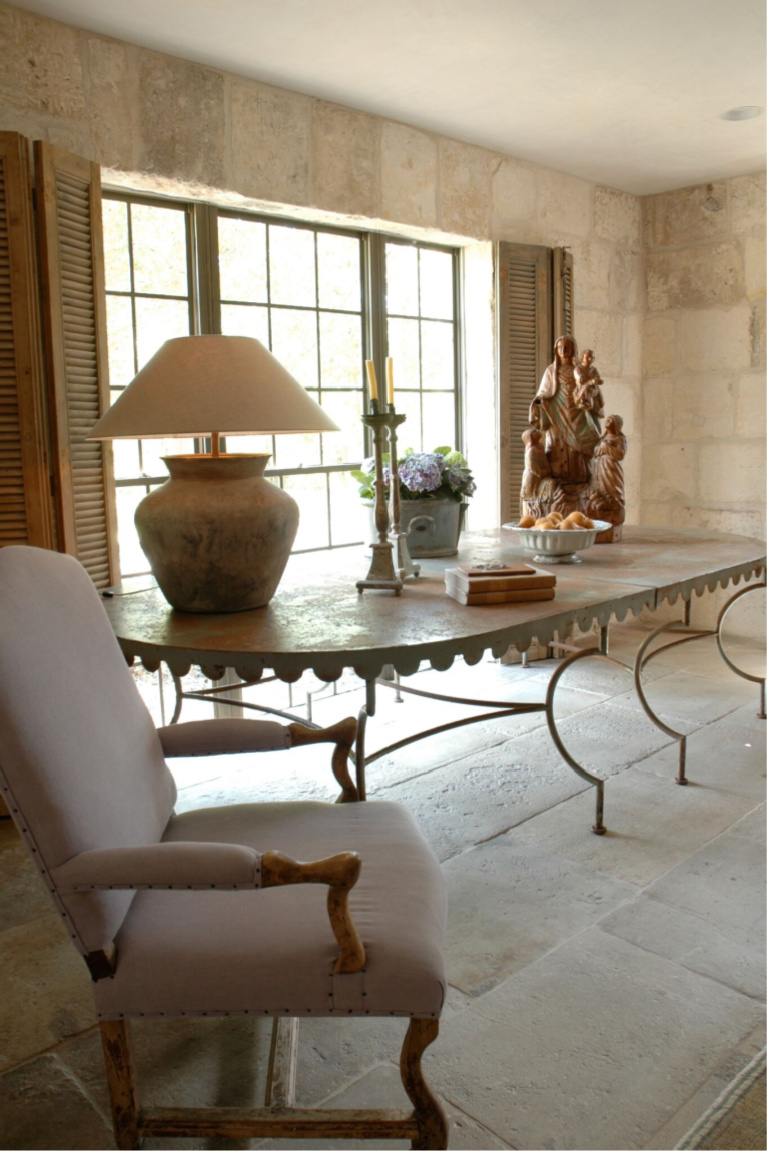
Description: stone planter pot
363,499,467,558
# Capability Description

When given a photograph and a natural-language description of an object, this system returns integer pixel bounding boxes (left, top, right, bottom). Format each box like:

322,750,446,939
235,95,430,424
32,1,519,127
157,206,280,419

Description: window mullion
191,202,220,336
453,248,465,454
364,233,387,382
191,203,222,454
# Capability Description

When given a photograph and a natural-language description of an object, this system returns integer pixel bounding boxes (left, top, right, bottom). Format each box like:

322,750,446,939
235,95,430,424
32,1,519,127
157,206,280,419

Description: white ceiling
12,0,767,194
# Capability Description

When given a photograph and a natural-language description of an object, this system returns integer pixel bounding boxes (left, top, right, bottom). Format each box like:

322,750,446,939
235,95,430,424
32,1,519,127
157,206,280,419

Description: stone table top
103,527,765,685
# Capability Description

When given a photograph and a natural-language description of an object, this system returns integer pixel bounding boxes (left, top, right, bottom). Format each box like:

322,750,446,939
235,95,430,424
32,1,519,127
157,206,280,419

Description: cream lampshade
89,335,339,613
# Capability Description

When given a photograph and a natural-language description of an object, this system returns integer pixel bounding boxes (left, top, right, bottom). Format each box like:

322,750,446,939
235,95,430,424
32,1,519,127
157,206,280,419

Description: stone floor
0,621,764,1150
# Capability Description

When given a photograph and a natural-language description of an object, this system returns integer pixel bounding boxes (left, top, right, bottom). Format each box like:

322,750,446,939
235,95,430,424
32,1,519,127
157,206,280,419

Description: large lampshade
89,336,339,613
90,335,339,440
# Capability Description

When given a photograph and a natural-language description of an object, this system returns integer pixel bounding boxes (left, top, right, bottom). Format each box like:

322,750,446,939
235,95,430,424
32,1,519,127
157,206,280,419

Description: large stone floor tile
643,806,765,955
611,667,757,727
443,835,638,996
511,768,756,886
0,1051,114,1149
643,631,764,679
631,704,766,801
367,721,517,792
600,893,765,1002
367,681,612,783
379,744,588,862
486,697,696,784
0,914,96,1072
427,929,765,1151
258,1062,513,1150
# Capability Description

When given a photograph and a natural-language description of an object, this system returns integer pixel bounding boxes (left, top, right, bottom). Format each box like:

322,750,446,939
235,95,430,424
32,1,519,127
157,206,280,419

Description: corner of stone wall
640,174,766,634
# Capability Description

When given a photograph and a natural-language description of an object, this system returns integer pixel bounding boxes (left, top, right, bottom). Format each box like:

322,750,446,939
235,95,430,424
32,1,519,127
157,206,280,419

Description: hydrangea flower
352,446,475,503
398,453,444,494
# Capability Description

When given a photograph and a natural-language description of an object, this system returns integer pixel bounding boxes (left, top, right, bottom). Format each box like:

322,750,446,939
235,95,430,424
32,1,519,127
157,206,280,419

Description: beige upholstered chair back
0,547,177,956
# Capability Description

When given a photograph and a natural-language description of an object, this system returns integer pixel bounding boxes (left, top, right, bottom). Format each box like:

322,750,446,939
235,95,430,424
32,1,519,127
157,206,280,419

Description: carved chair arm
287,718,359,803
156,716,359,802
54,843,365,979
261,849,366,974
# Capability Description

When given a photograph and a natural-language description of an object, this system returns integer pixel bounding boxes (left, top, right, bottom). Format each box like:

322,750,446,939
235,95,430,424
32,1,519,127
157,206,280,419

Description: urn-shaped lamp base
135,454,299,613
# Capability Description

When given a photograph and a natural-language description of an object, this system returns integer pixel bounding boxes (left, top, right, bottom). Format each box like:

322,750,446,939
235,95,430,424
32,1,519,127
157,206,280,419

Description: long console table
103,527,765,833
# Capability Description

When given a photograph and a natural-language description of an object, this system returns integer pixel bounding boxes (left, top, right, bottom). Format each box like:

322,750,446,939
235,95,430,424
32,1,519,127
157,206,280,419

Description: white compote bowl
501,520,612,564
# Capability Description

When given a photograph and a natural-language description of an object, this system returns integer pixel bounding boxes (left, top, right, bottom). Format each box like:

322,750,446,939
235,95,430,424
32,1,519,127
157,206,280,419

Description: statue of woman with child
521,335,626,540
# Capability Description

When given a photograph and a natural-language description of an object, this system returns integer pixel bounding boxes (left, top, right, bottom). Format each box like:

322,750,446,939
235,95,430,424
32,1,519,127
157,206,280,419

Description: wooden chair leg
400,1018,448,1150
100,1019,141,1150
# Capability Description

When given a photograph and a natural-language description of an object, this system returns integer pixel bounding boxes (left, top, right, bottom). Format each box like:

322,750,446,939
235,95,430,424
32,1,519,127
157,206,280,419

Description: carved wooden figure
521,337,627,541
586,414,628,541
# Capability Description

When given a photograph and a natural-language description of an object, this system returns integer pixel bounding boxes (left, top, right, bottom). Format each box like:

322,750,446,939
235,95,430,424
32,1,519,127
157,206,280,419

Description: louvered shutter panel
35,142,119,588
497,243,552,524
553,246,574,339
0,133,54,550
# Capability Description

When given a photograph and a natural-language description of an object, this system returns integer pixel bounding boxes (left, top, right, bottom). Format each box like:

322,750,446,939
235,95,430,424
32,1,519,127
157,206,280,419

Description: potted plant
352,446,476,557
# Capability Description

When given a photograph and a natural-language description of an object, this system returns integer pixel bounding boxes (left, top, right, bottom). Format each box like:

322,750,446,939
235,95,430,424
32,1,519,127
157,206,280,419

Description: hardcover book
445,565,556,594
444,580,557,606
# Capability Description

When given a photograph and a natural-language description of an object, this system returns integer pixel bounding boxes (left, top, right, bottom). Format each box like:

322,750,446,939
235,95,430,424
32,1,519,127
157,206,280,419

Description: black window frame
102,190,465,565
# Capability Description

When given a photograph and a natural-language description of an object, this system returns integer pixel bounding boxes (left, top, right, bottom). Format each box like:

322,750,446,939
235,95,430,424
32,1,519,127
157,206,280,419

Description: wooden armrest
288,718,358,803
261,849,365,974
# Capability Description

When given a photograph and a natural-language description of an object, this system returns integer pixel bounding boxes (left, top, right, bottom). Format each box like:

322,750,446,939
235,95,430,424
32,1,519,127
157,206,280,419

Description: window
102,197,195,576
102,195,462,578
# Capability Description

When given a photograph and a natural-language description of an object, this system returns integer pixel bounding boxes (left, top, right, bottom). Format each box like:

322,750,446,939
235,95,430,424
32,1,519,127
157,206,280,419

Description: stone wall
0,1,646,532
641,176,766,628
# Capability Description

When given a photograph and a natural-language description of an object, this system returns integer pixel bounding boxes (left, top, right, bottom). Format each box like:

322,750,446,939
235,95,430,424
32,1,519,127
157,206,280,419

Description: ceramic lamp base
135,454,299,613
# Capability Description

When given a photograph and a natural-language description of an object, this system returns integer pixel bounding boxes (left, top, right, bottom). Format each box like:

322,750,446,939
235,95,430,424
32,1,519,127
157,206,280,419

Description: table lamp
89,335,339,613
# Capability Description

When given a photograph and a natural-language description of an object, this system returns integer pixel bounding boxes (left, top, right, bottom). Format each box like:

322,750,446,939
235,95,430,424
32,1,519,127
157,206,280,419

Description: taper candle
365,359,378,402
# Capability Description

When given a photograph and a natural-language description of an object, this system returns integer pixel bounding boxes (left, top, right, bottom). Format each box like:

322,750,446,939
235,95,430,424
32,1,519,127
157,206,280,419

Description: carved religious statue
523,335,627,541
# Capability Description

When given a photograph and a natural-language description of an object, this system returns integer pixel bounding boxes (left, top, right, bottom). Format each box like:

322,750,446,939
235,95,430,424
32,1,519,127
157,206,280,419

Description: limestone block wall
641,176,766,629
0,2,645,532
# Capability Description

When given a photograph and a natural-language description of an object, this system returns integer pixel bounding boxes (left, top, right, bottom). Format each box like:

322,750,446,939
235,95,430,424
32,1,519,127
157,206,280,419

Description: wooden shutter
35,142,119,588
497,242,553,524
553,246,574,339
0,133,55,550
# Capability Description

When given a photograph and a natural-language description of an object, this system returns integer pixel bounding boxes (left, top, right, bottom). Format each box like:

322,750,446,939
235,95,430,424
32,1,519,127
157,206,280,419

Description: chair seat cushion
94,800,446,1021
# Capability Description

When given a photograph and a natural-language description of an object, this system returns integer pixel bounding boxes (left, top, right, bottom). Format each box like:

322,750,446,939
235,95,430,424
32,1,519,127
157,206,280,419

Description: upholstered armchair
0,547,448,1149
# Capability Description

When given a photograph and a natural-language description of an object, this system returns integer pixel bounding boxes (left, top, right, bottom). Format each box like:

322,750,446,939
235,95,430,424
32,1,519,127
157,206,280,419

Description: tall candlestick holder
356,409,403,594
386,412,421,581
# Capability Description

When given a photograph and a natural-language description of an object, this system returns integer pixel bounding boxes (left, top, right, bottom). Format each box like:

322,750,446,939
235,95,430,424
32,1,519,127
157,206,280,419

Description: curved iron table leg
633,582,766,790
634,622,691,785
544,647,634,836
715,581,766,719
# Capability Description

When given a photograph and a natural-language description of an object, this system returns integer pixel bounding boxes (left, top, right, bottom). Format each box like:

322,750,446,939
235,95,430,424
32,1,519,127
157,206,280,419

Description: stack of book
444,562,556,606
